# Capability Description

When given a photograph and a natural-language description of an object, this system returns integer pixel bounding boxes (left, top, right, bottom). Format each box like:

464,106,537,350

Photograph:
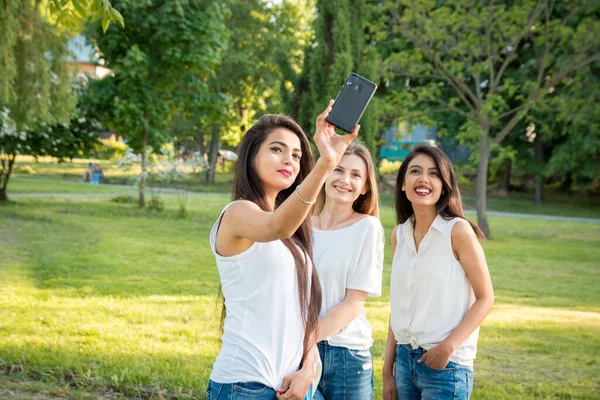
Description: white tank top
390,215,478,366
209,202,309,388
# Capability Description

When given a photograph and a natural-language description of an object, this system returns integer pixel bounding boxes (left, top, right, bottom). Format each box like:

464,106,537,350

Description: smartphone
326,72,378,133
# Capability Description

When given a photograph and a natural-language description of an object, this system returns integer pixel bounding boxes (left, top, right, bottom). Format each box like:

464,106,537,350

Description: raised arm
218,102,360,249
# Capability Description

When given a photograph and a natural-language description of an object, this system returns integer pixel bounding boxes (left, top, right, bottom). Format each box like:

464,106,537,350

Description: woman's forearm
382,324,397,377
317,298,365,342
269,159,333,239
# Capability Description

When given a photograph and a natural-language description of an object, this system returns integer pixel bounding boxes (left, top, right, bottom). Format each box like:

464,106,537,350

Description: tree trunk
500,159,512,194
475,130,491,238
205,124,220,183
561,172,572,193
196,129,205,156
534,134,544,204
139,131,148,207
0,155,16,202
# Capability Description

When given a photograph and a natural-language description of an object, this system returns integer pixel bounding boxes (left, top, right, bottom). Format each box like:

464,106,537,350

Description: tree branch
535,0,552,87
474,72,482,100
493,107,530,143
493,0,545,88
434,98,471,118
486,0,496,92
393,71,446,80
430,54,480,111
548,53,600,87
491,106,525,123
403,2,481,110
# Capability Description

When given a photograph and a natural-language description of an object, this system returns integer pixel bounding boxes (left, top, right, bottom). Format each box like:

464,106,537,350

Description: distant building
66,35,112,80
381,121,470,163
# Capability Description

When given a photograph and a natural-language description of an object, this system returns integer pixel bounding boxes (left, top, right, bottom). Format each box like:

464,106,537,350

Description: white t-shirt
312,215,384,350
209,202,310,389
390,215,478,366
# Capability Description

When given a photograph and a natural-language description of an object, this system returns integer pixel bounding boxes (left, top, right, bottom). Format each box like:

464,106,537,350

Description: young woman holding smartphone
207,101,358,400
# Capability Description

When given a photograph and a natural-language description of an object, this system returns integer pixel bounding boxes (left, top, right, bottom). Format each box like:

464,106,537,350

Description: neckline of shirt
313,215,372,233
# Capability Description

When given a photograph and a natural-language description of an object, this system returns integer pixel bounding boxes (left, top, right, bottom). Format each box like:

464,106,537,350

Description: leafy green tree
274,0,317,118
47,0,124,32
90,0,228,205
534,64,600,194
200,0,314,183
0,0,75,201
380,0,600,237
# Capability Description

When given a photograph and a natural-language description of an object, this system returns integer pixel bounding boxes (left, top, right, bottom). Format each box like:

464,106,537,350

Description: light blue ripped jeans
313,341,374,400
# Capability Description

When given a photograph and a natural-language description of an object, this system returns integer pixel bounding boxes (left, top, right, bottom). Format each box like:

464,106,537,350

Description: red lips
277,169,292,177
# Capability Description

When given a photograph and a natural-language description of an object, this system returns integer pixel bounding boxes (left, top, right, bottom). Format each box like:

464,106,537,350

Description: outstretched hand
314,100,360,168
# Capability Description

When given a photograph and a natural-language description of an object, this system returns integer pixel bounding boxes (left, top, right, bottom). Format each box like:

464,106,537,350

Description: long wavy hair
313,141,380,217
394,143,484,239
226,114,322,364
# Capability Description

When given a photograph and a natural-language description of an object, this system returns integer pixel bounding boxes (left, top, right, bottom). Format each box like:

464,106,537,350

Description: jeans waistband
399,343,424,352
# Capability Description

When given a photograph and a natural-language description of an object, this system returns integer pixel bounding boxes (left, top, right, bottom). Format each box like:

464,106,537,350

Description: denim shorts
313,341,374,400
394,344,474,400
206,379,314,400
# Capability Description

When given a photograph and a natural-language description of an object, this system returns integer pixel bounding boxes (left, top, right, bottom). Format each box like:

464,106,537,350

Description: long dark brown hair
227,114,322,364
314,141,380,217
394,143,485,239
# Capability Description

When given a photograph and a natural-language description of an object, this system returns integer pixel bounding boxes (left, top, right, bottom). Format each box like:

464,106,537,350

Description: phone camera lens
355,83,363,92
347,75,357,85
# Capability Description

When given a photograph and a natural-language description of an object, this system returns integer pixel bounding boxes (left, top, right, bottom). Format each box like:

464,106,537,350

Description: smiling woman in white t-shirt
207,101,360,400
311,142,384,400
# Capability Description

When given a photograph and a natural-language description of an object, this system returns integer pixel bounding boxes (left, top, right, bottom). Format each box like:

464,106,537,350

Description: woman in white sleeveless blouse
208,101,359,400
383,144,494,400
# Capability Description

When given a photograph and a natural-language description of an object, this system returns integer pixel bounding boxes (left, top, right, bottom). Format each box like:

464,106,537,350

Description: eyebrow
269,141,302,153
336,166,364,174
409,165,438,170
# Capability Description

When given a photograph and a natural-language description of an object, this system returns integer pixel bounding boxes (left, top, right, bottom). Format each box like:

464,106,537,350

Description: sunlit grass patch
1,182,599,399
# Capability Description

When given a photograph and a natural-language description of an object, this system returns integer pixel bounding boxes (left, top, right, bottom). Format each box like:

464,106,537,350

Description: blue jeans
313,341,374,400
394,344,474,400
206,380,313,400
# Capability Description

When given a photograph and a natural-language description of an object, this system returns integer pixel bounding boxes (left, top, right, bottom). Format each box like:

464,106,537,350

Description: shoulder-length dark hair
394,143,485,240
230,114,322,363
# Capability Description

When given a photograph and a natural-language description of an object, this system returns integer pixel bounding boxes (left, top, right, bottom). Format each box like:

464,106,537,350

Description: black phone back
326,73,377,133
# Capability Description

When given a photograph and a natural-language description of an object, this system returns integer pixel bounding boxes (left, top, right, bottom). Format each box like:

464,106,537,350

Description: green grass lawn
1,175,599,399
